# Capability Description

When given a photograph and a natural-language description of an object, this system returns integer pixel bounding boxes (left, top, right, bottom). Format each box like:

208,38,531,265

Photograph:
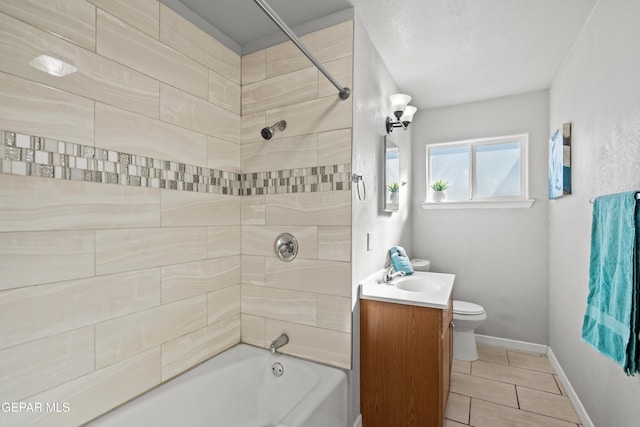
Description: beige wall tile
0,230,94,291
95,102,207,167
0,12,159,120
266,20,353,78
266,258,350,297
241,255,265,286
242,133,318,173
0,268,160,350
242,226,318,259
89,0,159,39
96,227,208,275
160,84,240,143
207,136,241,173
265,319,350,368
161,256,240,304
0,72,94,146
0,327,94,402
266,191,351,226
2,347,161,427
162,314,240,381
96,295,207,368
159,5,240,84
241,284,316,326
241,111,266,144
318,128,352,166
97,10,208,99
161,191,240,227
317,294,351,333
242,50,266,85
208,285,240,324
266,96,352,140
241,195,266,225
208,226,242,258
0,0,96,50
209,71,241,115
318,226,351,261
242,67,318,115
318,56,353,98
0,175,159,232
241,313,265,347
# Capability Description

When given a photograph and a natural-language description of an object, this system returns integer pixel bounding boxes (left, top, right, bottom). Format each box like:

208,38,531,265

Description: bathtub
88,344,348,427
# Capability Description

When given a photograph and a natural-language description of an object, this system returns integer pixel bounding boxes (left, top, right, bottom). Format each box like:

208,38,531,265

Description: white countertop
359,271,455,309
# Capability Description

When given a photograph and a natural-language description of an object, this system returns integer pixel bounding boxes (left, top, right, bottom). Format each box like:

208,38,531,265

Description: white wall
411,91,550,344
350,15,413,425
549,0,640,425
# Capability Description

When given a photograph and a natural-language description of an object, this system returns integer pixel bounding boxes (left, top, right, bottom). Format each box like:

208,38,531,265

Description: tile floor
445,344,582,427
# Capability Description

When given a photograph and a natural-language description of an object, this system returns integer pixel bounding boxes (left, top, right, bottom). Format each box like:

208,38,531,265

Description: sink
360,271,455,309
394,275,442,293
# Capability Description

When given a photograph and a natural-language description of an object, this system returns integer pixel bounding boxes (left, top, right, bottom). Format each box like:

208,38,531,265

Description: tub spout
270,333,289,353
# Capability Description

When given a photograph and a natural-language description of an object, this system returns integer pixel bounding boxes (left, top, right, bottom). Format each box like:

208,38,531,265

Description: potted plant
430,179,449,202
387,182,399,203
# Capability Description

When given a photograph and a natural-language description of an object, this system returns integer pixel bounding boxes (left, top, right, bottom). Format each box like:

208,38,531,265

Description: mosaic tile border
0,130,351,196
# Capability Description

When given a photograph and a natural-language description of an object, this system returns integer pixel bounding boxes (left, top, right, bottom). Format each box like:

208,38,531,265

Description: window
426,134,530,205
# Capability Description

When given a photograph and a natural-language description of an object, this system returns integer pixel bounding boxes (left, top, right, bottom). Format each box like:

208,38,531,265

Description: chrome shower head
261,120,287,140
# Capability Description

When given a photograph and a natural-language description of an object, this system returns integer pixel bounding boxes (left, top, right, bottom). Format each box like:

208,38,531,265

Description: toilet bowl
452,300,487,361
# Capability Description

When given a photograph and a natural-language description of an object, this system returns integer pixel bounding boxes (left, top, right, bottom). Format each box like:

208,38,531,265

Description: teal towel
389,246,414,275
581,191,639,375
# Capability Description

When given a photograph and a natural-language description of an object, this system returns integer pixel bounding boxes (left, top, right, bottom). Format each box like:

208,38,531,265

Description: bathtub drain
271,362,284,377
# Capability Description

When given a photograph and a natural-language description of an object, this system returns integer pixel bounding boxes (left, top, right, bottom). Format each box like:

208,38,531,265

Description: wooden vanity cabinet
361,298,453,427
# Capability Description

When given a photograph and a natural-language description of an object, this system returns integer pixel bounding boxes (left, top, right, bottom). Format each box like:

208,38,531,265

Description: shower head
261,120,287,140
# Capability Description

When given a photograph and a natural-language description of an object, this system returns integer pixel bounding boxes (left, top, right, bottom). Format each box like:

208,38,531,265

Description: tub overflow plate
272,362,284,377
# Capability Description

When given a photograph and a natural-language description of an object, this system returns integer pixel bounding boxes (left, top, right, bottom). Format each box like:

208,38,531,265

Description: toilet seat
453,300,485,315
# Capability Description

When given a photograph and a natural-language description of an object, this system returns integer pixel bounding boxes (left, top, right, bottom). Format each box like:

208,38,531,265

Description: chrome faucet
270,333,289,353
382,267,406,284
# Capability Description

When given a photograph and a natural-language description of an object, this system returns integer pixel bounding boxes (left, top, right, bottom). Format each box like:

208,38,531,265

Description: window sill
420,199,535,210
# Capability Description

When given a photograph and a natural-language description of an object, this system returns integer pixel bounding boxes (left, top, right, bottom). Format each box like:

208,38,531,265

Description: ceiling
164,0,597,109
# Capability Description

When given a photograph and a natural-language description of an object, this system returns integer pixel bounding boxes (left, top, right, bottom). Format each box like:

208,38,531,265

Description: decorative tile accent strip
0,130,351,196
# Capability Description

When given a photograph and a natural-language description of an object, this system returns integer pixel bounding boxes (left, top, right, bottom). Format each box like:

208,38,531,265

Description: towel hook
352,173,366,201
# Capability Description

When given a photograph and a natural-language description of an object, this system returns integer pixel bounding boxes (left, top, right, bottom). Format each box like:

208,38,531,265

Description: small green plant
431,179,450,191
386,182,399,192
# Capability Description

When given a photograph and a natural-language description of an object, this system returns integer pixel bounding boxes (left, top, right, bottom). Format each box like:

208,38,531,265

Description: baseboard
352,414,362,427
546,347,594,427
475,334,547,354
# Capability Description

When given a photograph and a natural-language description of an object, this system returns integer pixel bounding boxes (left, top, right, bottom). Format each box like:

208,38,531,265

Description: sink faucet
382,267,406,284
270,333,289,353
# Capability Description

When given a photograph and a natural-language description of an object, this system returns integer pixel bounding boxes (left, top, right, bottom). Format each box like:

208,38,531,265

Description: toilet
409,259,487,361
452,300,487,361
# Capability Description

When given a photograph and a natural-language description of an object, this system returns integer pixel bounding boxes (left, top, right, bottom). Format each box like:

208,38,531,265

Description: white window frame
422,133,534,209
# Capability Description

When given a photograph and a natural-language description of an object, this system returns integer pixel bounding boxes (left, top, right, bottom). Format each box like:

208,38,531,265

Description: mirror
384,136,400,212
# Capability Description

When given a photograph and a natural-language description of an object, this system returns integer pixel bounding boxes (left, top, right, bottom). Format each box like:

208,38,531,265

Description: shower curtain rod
252,0,351,100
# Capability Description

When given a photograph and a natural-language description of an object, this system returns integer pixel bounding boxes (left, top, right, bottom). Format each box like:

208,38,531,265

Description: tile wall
0,1,353,425
239,20,354,369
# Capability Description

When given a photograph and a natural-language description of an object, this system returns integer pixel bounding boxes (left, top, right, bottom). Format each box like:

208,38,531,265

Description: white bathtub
88,344,348,427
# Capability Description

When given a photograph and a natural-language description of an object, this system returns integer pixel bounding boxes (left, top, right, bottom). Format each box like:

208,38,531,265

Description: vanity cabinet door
361,299,446,427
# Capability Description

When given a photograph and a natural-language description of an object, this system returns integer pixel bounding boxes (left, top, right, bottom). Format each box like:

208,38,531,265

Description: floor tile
477,343,509,365
472,360,560,394
508,350,555,373
444,419,468,427
470,398,578,427
452,358,471,374
445,392,470,424
517,386,580,423
450,371,518,408
554,374,567,395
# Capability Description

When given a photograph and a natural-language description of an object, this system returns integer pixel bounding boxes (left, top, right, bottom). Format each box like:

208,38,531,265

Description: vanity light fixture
386,94,417,133
29,54,77,77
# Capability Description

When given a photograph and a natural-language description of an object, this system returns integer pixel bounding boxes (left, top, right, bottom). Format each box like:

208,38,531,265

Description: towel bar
589,193,640,203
